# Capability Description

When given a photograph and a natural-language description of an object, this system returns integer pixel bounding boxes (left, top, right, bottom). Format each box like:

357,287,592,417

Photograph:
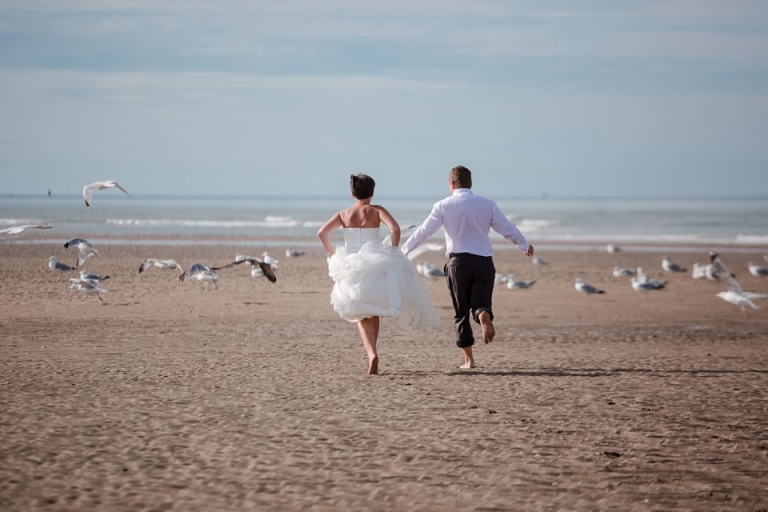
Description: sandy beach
1,238,767,511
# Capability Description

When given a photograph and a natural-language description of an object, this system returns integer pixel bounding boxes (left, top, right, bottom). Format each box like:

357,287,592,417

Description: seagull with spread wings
714,257,767,315
82,180,130,208
64,237,100,267
211,257,277,283
0,224,52,235
139,258,184,274
178,263,220,290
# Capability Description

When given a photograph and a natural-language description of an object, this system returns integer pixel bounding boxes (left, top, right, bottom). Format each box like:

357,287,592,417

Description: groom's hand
525,244,534,257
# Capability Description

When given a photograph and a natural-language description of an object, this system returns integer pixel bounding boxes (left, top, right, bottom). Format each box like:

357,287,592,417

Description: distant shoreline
2,233,766,255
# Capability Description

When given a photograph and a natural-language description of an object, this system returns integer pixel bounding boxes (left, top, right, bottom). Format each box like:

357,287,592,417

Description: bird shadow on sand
447,367,768,377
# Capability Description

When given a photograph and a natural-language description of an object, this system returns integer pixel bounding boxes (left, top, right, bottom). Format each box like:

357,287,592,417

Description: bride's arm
376,206,401,247
317,212,343,255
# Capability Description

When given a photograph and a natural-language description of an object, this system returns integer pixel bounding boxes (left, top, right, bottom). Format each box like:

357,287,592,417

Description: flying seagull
64,237,100,268
83,180,130,208
211,258,277,283
139,258,184,274
716,259,767,315
0,224,52,235
178,263,220,290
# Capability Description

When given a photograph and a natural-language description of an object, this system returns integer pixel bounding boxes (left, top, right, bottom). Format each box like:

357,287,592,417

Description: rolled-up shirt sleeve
491,203,530,252
402,205,444,255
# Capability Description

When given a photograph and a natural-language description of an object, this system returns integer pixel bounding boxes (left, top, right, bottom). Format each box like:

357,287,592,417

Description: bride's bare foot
367,356,379,375
479,311,495,344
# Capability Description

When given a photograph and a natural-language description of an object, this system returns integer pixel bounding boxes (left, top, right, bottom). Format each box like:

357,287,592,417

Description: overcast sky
1,1,767,198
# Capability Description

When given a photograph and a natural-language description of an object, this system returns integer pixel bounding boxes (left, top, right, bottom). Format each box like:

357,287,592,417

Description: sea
1,194,767,253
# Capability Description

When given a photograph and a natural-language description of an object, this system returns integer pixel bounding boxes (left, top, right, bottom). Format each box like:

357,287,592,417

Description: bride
317,174,440,374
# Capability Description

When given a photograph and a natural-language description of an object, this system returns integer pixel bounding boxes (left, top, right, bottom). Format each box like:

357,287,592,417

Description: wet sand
1,239,767,511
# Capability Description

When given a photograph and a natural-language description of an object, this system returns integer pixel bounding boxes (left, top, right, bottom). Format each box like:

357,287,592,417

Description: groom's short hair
350,174,375,199
450,166,472,189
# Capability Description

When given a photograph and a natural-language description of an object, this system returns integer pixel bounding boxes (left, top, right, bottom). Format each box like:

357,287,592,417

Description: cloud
0,69,465,107
3,1,767,65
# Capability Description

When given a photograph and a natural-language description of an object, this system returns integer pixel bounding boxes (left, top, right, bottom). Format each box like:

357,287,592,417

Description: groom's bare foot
459,347,474,369
479,311,495,343
367,357,379,375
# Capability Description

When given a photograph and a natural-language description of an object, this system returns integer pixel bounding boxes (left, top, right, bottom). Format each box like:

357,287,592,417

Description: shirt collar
452,188,473,197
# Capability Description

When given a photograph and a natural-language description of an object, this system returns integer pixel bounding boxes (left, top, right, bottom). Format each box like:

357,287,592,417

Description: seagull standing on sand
575,278,605,294
506,274,535,290
606,244,621,254
631,268,666,295
82,180,130,208
661,255,687,273
260,251,280,268
532,255,549,266
48,256,77,278
612,266,636,278
747,262,768,277
286,249,305,258
417,261,445,278
0,224,52,235
78,270,109,282
635,267,667,289
138,258,184,274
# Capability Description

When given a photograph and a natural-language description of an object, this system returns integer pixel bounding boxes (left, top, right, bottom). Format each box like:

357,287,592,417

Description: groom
401,165,534,368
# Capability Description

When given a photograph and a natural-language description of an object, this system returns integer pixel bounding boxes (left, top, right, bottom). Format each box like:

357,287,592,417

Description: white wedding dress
328,227,440,330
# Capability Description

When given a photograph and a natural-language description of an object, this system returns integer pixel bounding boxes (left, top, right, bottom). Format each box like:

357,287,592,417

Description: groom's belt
448,252,492,259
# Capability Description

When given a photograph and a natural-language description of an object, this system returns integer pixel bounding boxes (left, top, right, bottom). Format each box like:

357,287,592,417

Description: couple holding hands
318,166,534,374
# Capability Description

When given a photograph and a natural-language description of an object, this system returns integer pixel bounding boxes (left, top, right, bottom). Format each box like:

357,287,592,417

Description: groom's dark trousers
445,252,496,348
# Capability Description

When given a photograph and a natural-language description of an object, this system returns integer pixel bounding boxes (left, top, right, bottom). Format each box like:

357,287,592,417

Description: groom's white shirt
401,188,530,258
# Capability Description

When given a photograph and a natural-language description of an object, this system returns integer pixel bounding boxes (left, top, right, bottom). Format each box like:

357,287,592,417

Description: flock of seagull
3,180,288,301
573,248,768,315
3,184,768,314
412,240,767,315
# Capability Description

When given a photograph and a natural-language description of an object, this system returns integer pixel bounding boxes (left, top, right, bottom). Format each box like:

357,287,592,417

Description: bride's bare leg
372,316,380,343
358,318,379,374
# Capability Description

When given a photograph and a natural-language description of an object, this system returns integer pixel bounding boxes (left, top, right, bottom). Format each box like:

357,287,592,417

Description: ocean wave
106,218,302,228
1,217,41,225
734,234,768,244
514,218,562,232
526,233,768,246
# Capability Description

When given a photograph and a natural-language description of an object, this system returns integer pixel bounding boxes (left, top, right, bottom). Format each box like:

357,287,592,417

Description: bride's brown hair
350,174,375,200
